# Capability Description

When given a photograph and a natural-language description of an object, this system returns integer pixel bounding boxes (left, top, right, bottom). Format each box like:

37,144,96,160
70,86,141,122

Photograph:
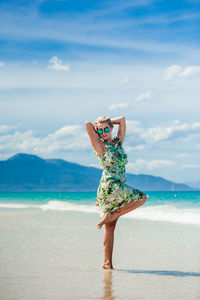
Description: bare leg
97,194,147,229
102,218,118,269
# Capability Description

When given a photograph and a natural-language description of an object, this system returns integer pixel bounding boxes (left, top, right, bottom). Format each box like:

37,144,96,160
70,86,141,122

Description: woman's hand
111,116,126,145
111,116,125,125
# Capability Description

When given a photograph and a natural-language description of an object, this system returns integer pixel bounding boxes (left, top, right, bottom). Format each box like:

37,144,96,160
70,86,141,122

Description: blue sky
0,0,200,184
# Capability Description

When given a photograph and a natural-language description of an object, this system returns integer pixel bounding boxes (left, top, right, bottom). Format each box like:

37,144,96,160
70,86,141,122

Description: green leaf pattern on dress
93,136,145,217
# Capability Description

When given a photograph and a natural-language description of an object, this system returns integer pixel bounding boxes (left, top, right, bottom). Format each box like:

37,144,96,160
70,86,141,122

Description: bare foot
97,208,122,229
97,212,114,229
102,263,114,270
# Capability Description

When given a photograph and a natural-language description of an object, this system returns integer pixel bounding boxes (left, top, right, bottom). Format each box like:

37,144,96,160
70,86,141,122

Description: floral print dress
93,136,145,217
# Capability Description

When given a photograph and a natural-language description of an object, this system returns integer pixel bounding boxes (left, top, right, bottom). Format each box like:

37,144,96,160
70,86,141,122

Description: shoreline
0,206,200,227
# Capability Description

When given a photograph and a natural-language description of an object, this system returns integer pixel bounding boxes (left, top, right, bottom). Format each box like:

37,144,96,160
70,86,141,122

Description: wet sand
0,209,200,299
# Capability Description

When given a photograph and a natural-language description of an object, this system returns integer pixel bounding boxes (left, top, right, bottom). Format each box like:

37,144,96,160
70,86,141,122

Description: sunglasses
97,127,110,135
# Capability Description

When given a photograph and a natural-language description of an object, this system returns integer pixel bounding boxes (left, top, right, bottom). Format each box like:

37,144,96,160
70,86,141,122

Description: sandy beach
0,209,199,300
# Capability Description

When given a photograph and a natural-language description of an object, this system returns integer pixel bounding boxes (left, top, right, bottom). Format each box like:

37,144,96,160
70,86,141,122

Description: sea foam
0,200,199,225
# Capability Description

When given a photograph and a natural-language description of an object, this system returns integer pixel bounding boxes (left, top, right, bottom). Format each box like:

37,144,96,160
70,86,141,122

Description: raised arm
85,121,105,157
111,116,126,145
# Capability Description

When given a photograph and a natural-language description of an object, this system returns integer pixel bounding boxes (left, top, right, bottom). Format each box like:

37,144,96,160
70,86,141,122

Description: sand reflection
99,270,115,300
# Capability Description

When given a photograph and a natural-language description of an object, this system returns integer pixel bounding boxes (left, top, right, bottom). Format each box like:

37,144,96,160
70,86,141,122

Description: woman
85,116,147,269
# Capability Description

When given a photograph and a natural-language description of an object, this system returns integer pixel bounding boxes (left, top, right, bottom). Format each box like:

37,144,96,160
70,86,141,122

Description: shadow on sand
116,269,200,277
98,268,200,299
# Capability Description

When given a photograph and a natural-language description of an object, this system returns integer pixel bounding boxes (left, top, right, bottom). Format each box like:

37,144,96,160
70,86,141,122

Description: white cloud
126,120,143,134
0,62,158,89
119,78,129,83
0,62,5,67
48,56,70,72
135,91,151,102
2,120,198,161
0,125,14,133
48,125,82,139
109,102,129,111
126,144,145,151
127,158,174,173
179,66,200,77
134,120,200,143
124,119,200,160
175,153,190,158
164,64,200,80
192,122,200,129
0,125,89,159
164,65,183,80
181,164,200,169
147,159,174,170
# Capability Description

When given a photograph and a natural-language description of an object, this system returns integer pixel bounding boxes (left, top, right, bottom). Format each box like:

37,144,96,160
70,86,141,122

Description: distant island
0,153,198,192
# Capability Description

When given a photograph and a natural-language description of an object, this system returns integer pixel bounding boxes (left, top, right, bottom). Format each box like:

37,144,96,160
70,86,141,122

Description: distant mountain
0,153,198,192
185,181,200,190
126,174,198,191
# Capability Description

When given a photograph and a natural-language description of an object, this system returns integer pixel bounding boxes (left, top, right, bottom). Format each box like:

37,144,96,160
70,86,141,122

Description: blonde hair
93,116,114,132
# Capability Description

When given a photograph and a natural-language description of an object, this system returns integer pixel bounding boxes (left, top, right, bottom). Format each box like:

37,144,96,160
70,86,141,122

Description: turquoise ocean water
0,191,200,225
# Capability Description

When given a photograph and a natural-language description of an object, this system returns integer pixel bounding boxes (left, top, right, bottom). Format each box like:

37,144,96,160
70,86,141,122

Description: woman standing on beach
85,116,147,269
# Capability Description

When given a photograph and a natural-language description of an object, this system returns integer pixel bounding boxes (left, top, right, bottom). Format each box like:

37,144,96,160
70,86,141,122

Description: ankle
104,259,112,265
103,263,112,268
